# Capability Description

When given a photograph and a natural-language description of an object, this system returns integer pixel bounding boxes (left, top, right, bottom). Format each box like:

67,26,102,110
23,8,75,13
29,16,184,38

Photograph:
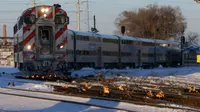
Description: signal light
121,26,126,35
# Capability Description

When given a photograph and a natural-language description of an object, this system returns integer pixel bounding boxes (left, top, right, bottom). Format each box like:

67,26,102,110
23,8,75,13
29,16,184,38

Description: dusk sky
0,0,200,36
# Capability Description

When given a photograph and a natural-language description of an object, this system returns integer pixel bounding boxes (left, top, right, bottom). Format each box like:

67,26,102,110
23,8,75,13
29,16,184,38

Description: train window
13,24,18,34
103,38,118,44
122,40,132,44
89,36,99,42
66,16,69,24
76,35,89,41
18,16,23,29
40,45,51,55
133,41,140,45
103,51,118,56
121,52,132,56
24,14,36,24
142,53,154,57
40,29,50,41
142,42,154,46
55,15,66,24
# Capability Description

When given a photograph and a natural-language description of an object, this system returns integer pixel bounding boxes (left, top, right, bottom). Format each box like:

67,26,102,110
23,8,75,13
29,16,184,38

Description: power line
65,0,91,31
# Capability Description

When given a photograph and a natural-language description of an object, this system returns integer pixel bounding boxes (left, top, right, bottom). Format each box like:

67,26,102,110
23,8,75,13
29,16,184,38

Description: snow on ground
0,88,194,112
1,66,200,92
71,67,200,78
71,67,200,85
0,66,200,111
0,93,115,112
0,76,53,91
0,66,19,73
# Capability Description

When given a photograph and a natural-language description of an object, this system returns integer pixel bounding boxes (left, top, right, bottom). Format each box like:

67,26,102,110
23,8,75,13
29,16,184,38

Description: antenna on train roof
53,4,61,7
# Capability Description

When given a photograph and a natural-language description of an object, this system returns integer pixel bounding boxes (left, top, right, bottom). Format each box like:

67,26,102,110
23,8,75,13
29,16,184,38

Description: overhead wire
0,0,199,32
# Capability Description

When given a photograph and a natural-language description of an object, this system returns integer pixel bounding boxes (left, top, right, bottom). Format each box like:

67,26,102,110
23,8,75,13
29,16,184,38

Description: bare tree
185,32,200,47
114,4,187,40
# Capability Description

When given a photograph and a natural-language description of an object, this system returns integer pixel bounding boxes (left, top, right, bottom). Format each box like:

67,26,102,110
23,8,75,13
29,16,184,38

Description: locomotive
13,4,69,74
14,4,181,75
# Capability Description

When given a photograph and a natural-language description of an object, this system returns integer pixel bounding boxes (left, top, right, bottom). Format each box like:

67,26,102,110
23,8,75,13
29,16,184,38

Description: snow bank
71,67,200,78
0,66,19,73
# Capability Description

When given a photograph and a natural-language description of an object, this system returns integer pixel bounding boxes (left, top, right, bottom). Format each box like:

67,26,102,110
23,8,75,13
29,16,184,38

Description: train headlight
45,8,49,12
43,14,47,17
41,8,49,13
27,45,31,50
60,45,64,49
41,8,45,13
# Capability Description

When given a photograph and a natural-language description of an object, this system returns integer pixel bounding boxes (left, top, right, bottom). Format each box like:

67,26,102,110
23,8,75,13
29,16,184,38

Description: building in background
0,40,14,66
183,45,200,66
0,24,14,67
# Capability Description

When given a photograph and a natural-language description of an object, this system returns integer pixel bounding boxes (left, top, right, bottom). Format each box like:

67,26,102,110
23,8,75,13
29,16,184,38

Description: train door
97,47,102,68
137,49,141,67
38,26,53,58
167,51,171,67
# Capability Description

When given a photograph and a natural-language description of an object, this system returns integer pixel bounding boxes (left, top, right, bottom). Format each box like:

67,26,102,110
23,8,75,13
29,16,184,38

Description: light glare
44,14,47,17
41,8,45,13
60,45,64,49
27,45,31,50
45,8,49,12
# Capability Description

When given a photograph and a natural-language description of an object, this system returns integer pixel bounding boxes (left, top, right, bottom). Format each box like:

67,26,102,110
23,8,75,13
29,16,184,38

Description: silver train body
13,4,181,74
67,30,181,69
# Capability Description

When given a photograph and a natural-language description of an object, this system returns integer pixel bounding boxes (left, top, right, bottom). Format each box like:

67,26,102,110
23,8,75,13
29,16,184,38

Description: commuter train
13,4,69,74
67,30,180,69
13,4,181,75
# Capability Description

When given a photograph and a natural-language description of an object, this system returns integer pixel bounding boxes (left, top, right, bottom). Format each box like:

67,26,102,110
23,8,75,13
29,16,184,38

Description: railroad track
1,87,199,112
0,87,133,112
2,77,200,111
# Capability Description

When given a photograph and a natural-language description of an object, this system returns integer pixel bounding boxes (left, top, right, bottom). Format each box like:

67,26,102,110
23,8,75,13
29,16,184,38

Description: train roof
68,29,179,45
21,4,66,16
116,35,140,41
155,39,179,45
68,30,118,39
183,45,200,51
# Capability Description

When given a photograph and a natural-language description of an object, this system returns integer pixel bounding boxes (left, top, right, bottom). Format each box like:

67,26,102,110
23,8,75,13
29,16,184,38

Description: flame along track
0,87,198,112
6,74,200,111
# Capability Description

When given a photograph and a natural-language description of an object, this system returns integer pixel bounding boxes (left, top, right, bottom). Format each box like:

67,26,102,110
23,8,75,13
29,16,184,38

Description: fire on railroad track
13,73,200,111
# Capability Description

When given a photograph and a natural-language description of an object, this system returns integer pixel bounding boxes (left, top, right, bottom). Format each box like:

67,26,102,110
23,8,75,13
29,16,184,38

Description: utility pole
66,0,90,31
86,0,90,31
32,0,36,7
181,36,185,66
76,0,81,31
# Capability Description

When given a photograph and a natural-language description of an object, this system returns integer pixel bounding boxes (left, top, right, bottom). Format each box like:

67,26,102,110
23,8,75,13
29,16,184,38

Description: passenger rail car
13,4,69,73
13,4,180,74
67,30,180,69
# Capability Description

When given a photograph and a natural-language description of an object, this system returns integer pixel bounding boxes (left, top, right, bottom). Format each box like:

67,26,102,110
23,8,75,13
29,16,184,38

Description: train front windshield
39,26,52,55
55,15,68,24
24,14,36,24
